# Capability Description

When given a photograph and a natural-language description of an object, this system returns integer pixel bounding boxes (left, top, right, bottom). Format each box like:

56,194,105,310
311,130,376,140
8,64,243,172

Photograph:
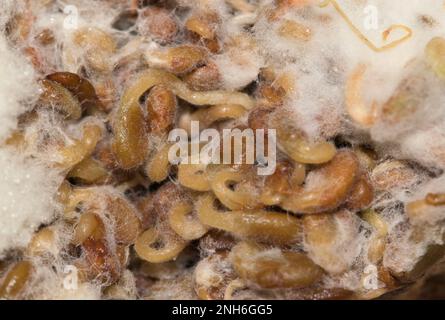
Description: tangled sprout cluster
0,0,444,300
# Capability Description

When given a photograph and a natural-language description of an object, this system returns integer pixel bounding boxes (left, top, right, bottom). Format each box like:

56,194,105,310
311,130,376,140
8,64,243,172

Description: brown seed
203,38,221,54
145,85,177,134
23,46,45,72
94,79,117,112
371,160,419,192
106,195,141,245
248,106,274,131
345,174,374,211
94,141,120,170
258,84,287,106
138,7,178,44
199,230,236,257
79,238,120,285
39,79,82,120
185,12,220,40
46,72,102,110
166,46,208,75
184,63,221,91
35,29,55,45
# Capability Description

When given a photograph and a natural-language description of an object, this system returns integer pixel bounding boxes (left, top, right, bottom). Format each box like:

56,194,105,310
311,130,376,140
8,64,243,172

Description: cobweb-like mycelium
0,0,444,300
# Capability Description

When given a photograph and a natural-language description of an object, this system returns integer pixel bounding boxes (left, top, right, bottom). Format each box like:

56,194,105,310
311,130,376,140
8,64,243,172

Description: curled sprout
320,0,413,52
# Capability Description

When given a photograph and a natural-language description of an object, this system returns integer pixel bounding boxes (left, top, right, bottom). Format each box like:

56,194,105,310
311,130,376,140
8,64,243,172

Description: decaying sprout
258,68,297,103
146,143,173,183
186,104,247,129
112,68,253,169
111,88,149,169
196,194,302,245
345,174,374,211
46,72,103,111
168,202,209,240
135,228,188,263
118,68,254,110
303,211,360,274
0,261,33,299
210,167,262,210
27,227,58,256
178,160,211,192
345,64,377,127
223,278,246,300
277,128,337,164
134,183,199,263
64,187,141,246
230,242,324,289
281,151,360,214
106,195,142,245
39,79,82,120
266,0,312,21
68,157,110,185
184,8,222,53
425,37,445,80
361,210,388,264
57,121,104,170
260,161,306,206
353,146,377,171
320,0,412,52
406,195,445,225
199,230,237,257
385,218,445,283
137,182,185,228
248,106,274,133
71,27,117,73
104,270,137,300
34,27,54,45
142,270,197,300
380,67,428,124
399,242,445,283
73,211,104,246
137,249,196,281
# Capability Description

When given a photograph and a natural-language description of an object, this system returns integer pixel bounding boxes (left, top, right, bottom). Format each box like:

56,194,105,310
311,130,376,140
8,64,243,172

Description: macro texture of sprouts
0,0,444,300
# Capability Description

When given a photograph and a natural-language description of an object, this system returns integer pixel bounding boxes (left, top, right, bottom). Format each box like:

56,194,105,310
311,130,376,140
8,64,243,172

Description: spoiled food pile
0,0,444,299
